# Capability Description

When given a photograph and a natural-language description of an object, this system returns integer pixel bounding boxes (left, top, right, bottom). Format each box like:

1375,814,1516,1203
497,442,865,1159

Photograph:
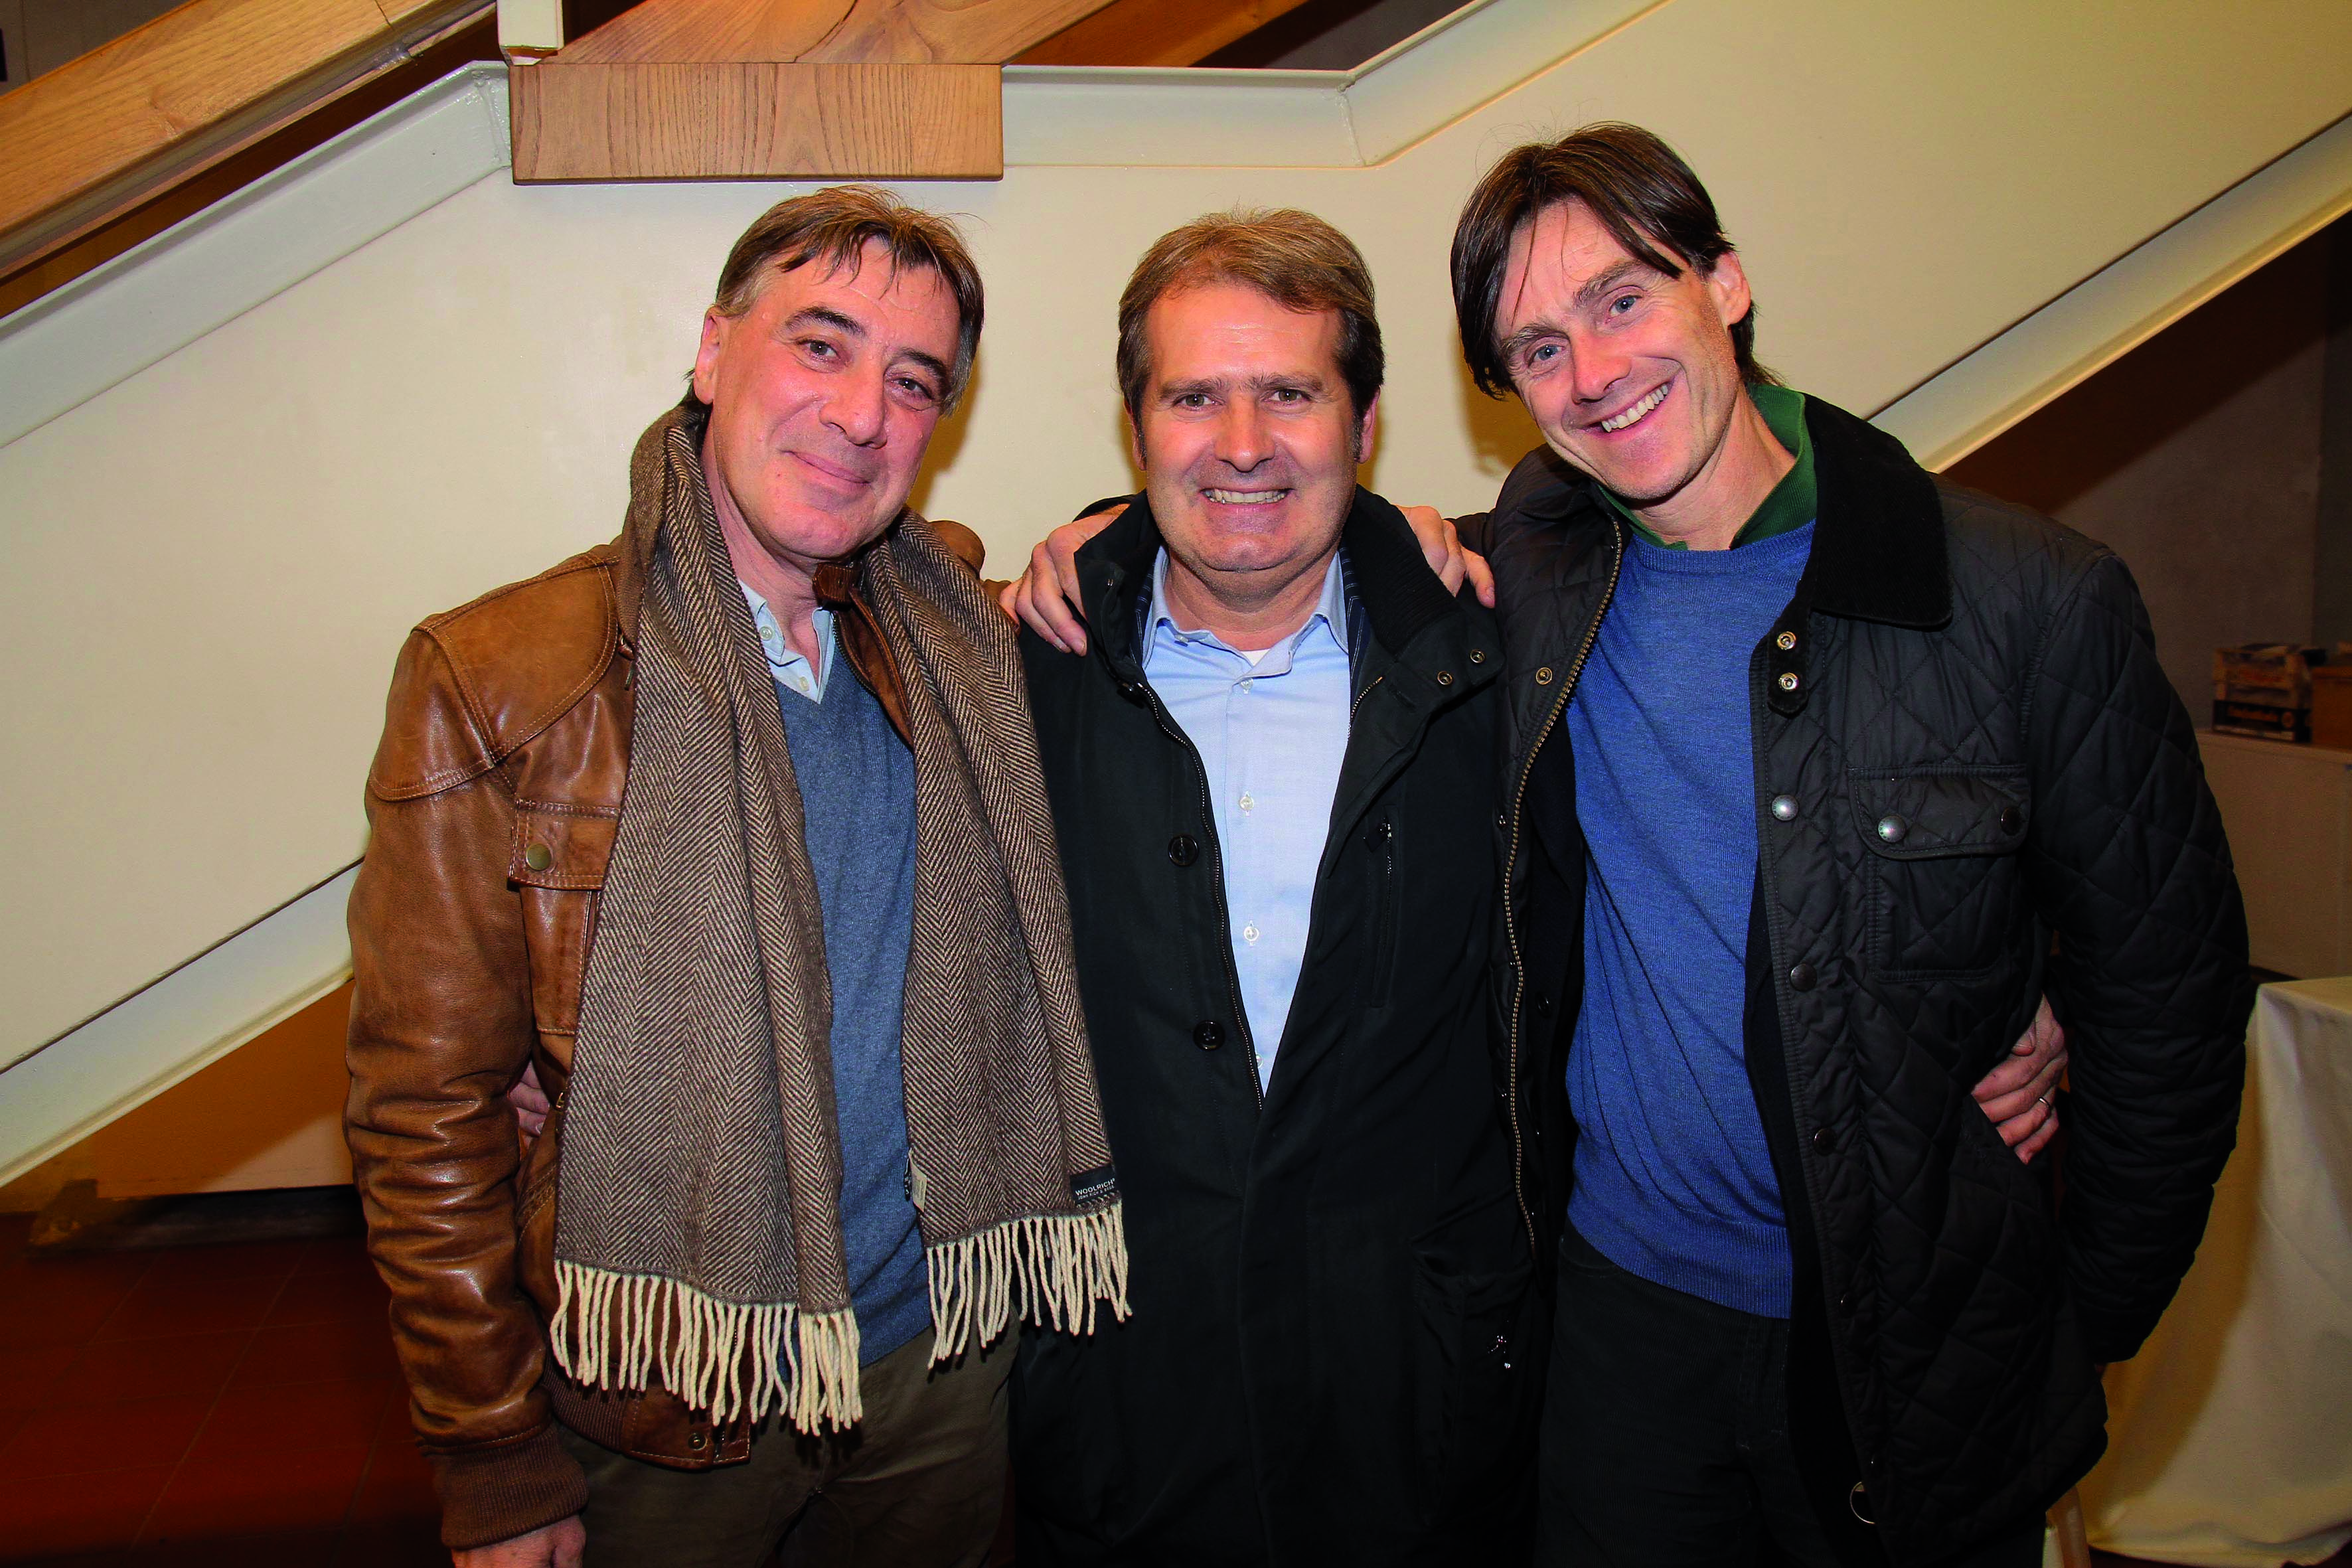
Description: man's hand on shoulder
1972,996,2067,1163
1398,505,1496,608
455,1516,584,1568
1000,503,1126,655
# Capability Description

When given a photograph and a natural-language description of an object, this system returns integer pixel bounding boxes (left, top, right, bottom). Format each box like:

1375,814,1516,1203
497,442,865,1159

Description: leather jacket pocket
1851,765,2029,980
509,805,619,1035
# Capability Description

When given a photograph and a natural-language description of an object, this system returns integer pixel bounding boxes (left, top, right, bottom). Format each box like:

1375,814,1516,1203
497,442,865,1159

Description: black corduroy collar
1794,395,1950,630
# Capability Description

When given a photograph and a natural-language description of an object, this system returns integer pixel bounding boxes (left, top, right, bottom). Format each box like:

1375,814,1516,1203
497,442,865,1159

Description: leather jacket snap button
1193,1021,1225,1050
1876,814,1907,844
1788,961,1818,992
1770,794,1798,822
687,1431,706,1450
1167,834,1199,867
524,843,553,872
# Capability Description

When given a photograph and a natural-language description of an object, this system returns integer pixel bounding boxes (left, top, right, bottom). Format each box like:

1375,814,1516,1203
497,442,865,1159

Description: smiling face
1134,281,1375,631
691,238,963,581
1496,198,1768,536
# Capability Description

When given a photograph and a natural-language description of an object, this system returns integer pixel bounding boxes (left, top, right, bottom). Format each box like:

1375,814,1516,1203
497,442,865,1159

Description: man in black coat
1437,125,2248,1565
1005,192,2083,1567
1009,210,1543,1566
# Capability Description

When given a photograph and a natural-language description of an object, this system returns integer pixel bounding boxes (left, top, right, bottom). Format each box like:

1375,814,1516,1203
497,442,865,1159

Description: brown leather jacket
345,519,984,1551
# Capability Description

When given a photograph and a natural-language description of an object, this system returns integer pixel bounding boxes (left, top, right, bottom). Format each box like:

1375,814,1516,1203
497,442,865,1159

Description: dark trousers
556,1328,1010,1568
1535,1225,2043,1568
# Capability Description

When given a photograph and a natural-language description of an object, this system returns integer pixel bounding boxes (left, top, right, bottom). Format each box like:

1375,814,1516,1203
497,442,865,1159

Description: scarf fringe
550,1259,864,1431
926,1202,1133,1366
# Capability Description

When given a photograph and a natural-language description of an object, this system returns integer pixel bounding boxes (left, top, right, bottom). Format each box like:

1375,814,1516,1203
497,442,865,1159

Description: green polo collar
1600,382,1816,550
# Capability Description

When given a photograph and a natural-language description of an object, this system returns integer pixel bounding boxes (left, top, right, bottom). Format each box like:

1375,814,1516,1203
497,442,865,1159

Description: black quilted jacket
1459,396,2249,1562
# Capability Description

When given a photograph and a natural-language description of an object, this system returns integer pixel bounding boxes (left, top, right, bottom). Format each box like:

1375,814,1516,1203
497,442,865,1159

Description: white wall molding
1876,114,2352,471
0,869,354,1186
0,66,512,451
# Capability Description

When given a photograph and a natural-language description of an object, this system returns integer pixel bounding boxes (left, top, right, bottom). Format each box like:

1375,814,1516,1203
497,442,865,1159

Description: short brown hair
710,185,985,408
1116,208,1383,426
1450,123,1773,398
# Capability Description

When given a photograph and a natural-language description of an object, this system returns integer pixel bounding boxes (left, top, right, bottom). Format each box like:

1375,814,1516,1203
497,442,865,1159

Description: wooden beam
0,0,490,281
1013,0,1317,67
510,0,1120,182
510,60,1002,180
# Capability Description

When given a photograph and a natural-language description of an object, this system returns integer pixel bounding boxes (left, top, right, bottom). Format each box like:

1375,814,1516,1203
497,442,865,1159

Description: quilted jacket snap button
1436,670,1454,687
1788,961,1818,992
1999,805,2024,834
1876,814,1907,844
1812,1126,1836,1154
1770,795,1798,822
1776,631,1798,651
1535,666,1555,685
1776,672,1800,692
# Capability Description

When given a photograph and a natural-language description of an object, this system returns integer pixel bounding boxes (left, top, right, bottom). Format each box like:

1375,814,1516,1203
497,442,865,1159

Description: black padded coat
1459,396,2250,1563
1011,491,1543,1566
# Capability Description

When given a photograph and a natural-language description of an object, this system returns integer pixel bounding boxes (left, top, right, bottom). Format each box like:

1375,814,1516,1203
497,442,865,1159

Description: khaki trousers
557,1330,1010,1568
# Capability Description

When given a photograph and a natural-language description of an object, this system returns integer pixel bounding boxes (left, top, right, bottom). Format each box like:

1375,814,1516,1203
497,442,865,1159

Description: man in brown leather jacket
346,187,1129,1568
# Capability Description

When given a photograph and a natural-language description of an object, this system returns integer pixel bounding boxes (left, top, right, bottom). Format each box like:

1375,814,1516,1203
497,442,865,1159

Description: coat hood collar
1510,392,1949,630
1077,486,1465,670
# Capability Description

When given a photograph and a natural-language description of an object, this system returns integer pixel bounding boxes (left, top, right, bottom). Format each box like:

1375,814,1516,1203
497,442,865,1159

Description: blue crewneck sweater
1563,522,1814,1318
773,629,930,1364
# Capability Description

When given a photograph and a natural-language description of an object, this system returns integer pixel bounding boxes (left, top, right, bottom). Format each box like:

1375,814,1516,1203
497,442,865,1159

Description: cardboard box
2213,644,2314,742
2315,666,2352,751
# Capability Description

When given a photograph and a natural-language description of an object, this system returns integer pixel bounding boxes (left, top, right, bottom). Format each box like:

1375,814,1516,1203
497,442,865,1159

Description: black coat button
1999,805,2024,834
1532,992,1552,1016
1365,819,1393,848
1193,1021,1225,1050
1788,961,1818,992
1167,834,1199,866
1812,1126,1836,1154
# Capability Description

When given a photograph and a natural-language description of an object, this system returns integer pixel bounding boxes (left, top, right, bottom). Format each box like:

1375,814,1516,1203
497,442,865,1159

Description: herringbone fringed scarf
550,406,1127,1433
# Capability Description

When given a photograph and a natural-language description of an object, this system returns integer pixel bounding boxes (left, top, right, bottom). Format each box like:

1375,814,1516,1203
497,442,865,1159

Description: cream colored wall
3,0,2351,1178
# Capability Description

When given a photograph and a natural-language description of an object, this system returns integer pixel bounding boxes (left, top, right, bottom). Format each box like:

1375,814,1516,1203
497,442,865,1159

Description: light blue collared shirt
1142,550,1354,1091
741,581,835,703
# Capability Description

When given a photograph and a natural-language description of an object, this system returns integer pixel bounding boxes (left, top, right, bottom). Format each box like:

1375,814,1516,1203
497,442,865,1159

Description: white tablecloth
2081,979,2352,1566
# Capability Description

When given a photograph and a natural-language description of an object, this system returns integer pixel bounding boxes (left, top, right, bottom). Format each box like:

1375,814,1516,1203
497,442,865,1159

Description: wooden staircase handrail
0,0,491,285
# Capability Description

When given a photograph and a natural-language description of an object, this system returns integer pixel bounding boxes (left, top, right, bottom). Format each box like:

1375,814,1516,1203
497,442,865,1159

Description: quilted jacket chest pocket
1851,765,2029,980
509,805,620,1036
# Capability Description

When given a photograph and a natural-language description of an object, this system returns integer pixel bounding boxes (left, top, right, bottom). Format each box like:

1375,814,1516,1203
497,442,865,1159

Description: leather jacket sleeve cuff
431,1423,591,1551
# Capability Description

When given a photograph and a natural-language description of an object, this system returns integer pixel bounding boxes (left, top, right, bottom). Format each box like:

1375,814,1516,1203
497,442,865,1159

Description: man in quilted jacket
1431,125,2249,1565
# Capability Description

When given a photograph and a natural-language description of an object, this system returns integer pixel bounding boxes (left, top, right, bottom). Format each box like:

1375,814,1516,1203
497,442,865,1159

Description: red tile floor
0,1212,439,1567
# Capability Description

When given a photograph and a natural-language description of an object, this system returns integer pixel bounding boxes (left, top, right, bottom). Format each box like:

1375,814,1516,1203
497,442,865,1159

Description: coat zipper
1133,680,1265,1108
1500,522,1624,1255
